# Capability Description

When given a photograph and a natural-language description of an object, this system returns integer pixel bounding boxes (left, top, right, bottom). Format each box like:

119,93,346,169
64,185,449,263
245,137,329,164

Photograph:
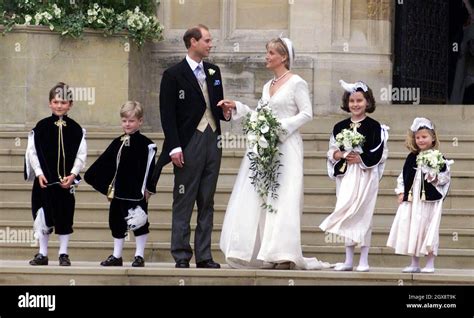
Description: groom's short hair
183,24,209,49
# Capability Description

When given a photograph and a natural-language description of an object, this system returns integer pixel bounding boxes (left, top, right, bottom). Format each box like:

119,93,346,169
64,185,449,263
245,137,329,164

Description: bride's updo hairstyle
266,38,294,70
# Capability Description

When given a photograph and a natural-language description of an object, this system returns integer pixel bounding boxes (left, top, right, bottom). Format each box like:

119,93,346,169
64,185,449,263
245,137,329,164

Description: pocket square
214,79,221,86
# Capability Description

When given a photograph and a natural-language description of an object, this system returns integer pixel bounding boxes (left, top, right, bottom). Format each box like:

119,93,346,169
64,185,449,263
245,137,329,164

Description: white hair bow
339,80,368,93
410,117,433,132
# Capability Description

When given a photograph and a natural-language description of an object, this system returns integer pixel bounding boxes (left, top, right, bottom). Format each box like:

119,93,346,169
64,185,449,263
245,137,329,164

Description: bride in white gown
218,38,329,270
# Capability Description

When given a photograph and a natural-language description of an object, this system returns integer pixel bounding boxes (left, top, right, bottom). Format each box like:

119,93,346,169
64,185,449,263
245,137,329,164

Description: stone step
0,184,472,210
2,220,471,249
0,260,472,285
2,149,473,172
1,131,472,153
1,241,472,269
1,202,472,229
2,166,473,191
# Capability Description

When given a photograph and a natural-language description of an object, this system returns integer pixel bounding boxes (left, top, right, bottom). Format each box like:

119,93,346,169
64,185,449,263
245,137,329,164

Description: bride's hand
217,99,235,119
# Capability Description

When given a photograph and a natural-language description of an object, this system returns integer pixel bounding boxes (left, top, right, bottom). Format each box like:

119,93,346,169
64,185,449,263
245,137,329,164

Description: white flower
343,139,353,150
208,68,216,76
250,112,258,122
53,4,61,18
34,13,41,25
260,125,269,134
258,115,266,121
247,132,257,143
24,15,32,25
49,24,54,31
258,136,269,148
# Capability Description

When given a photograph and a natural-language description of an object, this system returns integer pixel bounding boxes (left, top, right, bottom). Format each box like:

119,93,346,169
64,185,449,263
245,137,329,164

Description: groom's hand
171,151,184,168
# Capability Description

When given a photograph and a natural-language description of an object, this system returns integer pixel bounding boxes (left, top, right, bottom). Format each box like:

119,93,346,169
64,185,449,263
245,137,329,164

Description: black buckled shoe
100,255,123,266
131,256,145,267
59,254,71,266
29,253,48,266
196,259,221,269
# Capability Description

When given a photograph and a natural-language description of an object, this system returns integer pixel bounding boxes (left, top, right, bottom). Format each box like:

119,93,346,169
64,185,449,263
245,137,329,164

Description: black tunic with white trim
331,116,385,177
84,131,157,201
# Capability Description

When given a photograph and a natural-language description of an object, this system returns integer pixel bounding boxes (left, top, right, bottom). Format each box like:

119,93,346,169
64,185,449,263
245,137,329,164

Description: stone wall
0,26,130,131
148,0,393,128
0,1,394,132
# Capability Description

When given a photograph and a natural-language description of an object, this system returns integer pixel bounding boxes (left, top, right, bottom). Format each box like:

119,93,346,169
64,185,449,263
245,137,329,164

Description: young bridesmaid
320,80,389,272
387,118,453,273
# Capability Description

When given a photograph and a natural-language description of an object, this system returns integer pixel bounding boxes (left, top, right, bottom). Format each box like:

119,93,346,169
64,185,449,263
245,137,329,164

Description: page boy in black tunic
25,82,87,266
85,101,157,267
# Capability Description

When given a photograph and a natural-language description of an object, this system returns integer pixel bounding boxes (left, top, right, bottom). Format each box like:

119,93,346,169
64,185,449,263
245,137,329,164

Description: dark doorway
393,0,471,104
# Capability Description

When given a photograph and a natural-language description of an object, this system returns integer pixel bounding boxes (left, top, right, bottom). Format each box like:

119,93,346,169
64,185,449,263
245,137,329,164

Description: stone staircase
0,106,473,285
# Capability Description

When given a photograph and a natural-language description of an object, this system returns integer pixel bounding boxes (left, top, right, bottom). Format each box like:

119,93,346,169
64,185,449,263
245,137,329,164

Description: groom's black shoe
196,259,220,269
175,260,190,268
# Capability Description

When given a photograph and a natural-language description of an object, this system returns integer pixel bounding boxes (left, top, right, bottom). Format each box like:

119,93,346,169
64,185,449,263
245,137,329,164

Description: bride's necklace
271,70,290,86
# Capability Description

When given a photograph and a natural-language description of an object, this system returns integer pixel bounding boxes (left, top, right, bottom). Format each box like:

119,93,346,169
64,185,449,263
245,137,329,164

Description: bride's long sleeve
278,80,313,142
231,101,253,120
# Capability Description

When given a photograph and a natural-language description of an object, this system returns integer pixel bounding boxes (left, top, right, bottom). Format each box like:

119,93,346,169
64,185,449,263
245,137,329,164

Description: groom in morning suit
152,24,230,268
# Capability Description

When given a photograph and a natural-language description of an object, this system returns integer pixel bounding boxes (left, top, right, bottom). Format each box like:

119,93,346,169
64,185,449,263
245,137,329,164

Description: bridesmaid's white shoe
355,265,370,272
402,266,421,273
334,263,353,271
421,267,435,273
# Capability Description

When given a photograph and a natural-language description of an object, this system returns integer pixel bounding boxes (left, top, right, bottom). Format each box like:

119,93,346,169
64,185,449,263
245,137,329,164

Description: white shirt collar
186,55,204,72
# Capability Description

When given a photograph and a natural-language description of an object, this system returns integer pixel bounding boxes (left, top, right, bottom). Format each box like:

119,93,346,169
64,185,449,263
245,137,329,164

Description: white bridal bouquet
416,149,450,177
335,128,365,153
242,99,286,213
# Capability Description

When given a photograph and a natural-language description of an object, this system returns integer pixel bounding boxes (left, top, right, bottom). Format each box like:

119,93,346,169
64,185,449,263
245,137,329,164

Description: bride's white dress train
219,75,330,270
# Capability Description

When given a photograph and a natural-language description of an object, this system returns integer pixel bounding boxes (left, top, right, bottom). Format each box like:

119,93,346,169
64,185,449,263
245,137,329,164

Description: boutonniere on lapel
208,68,216,76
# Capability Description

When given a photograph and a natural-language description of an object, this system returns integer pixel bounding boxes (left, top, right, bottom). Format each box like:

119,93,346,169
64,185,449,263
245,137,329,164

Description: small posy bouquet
242,99,286,213
335,129,365,153
416,149,450,176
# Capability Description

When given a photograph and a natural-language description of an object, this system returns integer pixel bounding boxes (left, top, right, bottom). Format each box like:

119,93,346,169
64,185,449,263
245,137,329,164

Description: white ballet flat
355,265,370,272
334,263,353,271
402,266,421,273
421,267,435,273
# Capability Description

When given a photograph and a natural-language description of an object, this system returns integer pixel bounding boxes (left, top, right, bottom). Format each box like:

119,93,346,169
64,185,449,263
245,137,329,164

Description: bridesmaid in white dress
217,38,329,270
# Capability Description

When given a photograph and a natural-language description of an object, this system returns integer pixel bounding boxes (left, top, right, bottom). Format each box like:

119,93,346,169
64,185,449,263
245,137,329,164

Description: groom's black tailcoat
152,58,227,263
152,59,226,182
